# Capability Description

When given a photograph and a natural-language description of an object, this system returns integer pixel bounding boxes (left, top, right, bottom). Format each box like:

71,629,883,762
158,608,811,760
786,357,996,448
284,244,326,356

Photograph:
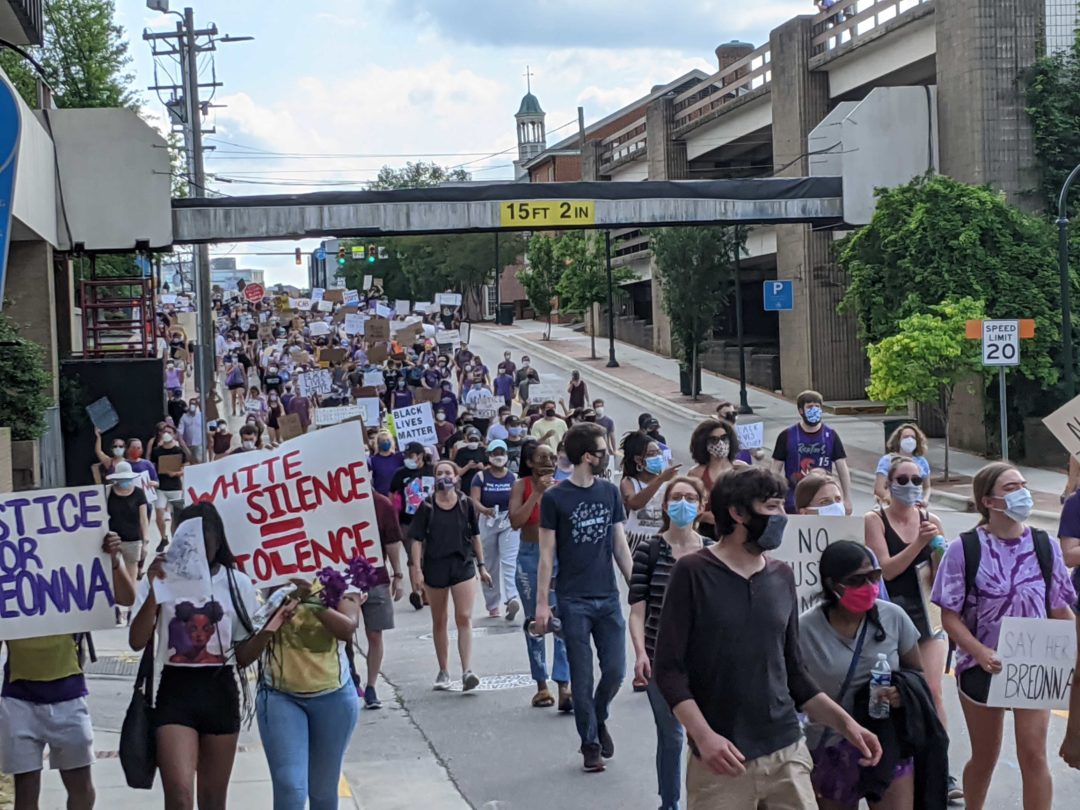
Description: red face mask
127,447,143,460
838,582,879,614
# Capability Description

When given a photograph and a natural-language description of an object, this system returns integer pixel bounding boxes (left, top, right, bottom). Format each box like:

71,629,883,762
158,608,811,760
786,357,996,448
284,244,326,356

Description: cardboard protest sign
324,288,345,304
735,421,764,450
343,289,359,306
86,397,119,433
356,398,382,427
278,412,304,441
297,369,333,397
1043,393,1080,460
0,487,118,641
308,322,331,337
366,317,390,341
344,314,366,335
395,299,411,316
436,292,462,307
319,347,347,365
363,370,385,389
415,387,442,405
160,293,177,305
157,453,185,475
987,617,1077,710
392,403,437,446
314,405,364,427
395,322,423,344
469,394,502,419
368,344,389,364
772,516,865,611
184,422,383,587
352,386,379,400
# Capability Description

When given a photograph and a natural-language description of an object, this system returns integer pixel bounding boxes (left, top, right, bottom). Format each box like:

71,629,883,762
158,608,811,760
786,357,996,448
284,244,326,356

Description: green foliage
372,162,470,190
838,174,1061,393
0,313,54,440
649,225,743,367
519,235,563,337
555,231,635,313
1025,28,1080,214
0,0,136,110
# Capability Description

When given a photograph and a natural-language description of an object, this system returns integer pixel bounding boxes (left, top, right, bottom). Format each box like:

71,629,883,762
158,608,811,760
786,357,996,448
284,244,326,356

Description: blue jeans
646,678,685,810
256,683,359,810
515,542,570,684
560,594,625,747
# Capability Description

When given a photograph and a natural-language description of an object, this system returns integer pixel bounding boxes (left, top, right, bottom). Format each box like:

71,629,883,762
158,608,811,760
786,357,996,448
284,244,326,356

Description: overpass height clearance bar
499,200,596,227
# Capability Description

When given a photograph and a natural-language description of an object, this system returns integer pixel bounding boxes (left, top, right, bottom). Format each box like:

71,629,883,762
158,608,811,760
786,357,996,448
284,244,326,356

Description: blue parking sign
763,280,793,311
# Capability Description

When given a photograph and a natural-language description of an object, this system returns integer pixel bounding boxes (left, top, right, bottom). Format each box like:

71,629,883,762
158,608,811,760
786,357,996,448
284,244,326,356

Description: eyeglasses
841,569,883,588
894,474,924,486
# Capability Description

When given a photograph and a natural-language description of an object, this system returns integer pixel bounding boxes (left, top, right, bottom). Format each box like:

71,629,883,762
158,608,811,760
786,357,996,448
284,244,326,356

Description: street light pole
1057,162,1080,399
732,226,753,414
605,230,619,368
493,231,500,321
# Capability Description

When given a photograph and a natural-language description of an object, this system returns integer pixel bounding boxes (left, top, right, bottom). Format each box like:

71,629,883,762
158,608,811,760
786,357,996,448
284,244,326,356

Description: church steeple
514,66,546,180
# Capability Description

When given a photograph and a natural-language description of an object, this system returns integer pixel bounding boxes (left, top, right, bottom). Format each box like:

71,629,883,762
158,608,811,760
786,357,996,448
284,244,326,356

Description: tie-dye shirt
931,527,1076,675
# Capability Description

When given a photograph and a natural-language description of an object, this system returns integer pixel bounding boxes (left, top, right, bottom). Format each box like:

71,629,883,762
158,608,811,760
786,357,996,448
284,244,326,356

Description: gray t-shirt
798,600,919,747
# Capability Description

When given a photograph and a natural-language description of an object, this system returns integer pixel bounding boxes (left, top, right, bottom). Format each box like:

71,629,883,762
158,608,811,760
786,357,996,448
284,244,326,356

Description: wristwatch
392,573,403,579
477,562,486,569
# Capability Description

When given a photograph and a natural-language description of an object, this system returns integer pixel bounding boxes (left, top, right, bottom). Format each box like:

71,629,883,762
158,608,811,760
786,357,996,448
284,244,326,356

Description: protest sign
368,344,389,364
278,412,304,441
460,322,472,344
392,403,437,446
363,275,373,290
297,369,333,397
771,516,865,611
366,317,390,341
413,301,434,314
436,292,462,307
324,288,345,304
343,289,359,306
436,329,460,348
735,421,764,450
86,396,119,433
352,386,379,400
308,322,331,337
153,517,213,605
0,487,118,641
344,313,366,335
469,394,502,419
314,405,363,427
184,422,383,587
363,370,385,389
395,299,411,316
1043,393,1080,460
395,322,423,344
318,347,347,366
160,293,177,305
375,303,393,319
987,617,1077,710
311,287,325,302
157,453,185,475
415,388,442,405
529,384,560,405
258,324,274,341
356,398,381,427
293,298,313,311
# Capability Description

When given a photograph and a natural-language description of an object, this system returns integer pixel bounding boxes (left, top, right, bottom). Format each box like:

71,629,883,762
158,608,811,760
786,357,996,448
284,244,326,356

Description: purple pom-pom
316,567,348,610
347,555,380,593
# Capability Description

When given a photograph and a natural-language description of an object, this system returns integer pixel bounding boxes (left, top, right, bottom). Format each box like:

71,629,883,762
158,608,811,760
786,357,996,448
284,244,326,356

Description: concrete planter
11,438,40,491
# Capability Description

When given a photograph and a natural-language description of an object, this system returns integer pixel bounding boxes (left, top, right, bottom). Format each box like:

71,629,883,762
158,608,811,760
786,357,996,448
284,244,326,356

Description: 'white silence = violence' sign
770,515,865,612
393,403,437,446
184,422,384,587
1043,392,1080,460
297,369,333,397
0,487,119,641
986,616,1076,710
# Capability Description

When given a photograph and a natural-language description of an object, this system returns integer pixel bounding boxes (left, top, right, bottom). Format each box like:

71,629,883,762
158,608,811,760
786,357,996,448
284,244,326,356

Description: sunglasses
841,569,883,588
894,474,924,486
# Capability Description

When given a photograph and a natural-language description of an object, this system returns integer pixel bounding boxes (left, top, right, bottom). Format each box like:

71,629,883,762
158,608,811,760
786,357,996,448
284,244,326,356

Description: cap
487,439,508,453
465,427,482,438
404,441,425,455
106,461,141,482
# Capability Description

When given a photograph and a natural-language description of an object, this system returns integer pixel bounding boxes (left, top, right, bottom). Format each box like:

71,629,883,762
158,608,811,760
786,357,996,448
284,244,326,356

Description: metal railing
811,0,931,57
598,118,648,168
7,0,44,46
672,44,772,131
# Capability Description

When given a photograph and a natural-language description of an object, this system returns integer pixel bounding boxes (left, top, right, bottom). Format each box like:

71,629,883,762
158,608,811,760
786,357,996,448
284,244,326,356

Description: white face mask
161,433,175,445
899,436,918,455
112,447,125,457
466,441,479,450
594,407,604,417
814,502,846,517
490,456,508,468
242,440,256,450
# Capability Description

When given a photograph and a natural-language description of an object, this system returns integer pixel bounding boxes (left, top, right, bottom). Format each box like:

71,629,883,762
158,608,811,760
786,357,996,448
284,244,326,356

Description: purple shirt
129,458,159,483
494,374,515,403
931,526,1077,674
369,452,404,495
437,392,458,424
391,388,414,409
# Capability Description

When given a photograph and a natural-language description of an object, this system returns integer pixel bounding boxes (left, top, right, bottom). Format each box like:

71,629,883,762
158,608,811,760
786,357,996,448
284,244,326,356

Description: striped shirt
628,534,711,661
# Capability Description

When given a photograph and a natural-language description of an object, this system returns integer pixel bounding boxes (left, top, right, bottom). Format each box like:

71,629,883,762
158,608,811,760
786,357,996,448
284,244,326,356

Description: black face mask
588,452,607,475
744,511,787,554
544,409,556,418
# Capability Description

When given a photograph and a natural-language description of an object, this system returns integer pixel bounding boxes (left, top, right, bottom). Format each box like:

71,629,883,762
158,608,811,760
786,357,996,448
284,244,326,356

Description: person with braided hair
799,540,924,809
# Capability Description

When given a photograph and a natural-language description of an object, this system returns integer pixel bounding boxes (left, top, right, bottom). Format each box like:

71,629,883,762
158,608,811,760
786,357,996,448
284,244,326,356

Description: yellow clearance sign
499,200,596,228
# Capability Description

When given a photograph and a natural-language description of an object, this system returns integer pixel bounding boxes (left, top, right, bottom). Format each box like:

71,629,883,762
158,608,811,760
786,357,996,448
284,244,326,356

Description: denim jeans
256,682,359,810
646,678,686,809
515,542,570,683
560,593,626,747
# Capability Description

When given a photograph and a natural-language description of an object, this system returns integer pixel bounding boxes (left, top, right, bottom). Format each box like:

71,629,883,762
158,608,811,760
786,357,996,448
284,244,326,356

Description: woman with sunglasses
687,418,746,541
800,541,924,809
932,462,1076,810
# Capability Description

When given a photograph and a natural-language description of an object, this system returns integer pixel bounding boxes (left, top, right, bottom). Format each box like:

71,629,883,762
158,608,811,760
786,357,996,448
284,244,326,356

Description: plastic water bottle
869,653,892,719
527,617,562,638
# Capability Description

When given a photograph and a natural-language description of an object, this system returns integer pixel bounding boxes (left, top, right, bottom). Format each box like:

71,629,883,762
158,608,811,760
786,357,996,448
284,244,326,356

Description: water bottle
527,617,562,638
868,653,892,719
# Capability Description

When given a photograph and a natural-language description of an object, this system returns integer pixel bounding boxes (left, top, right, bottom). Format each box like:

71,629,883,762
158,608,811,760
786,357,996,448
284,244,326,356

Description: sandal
532,688,555,708
558,692,573,713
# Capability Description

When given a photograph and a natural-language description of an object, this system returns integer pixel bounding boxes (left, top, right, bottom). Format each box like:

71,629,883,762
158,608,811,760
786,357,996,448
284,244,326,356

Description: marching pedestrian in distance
686,417,747,541
500,350,517,378
369,430,404,497
771,390,853,515
390,441,434,609
408,460,493,692
486,406,511,443
167,387,187,427
592,399,616,454
535,422,633,773
471,440,521,621
567,370,589,410
106,460,152,605
265,389,284,444
531,399,568,451
452,426,487,492
150,426,188,539
932,462,1076,810
875,424,932,505
653,467,881,807
208,420,232,462
224,354,247,416
179,397,205,464
515,355,539,403
494,363,515,406
715,400,755,464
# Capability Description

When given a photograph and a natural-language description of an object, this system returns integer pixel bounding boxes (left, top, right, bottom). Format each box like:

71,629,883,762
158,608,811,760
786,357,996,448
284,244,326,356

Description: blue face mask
803,405,823,425
667,499,698,528
1001,488,1034,522
644,456,665,475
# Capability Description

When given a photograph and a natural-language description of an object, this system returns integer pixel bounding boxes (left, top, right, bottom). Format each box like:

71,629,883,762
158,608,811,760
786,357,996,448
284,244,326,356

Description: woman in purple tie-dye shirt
931,462,1076,810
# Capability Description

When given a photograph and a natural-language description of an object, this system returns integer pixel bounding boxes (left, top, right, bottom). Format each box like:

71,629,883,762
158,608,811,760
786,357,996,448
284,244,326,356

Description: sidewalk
488,320,1068,522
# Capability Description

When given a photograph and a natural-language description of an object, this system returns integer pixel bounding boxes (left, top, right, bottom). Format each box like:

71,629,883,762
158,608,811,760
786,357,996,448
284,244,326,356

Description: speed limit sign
982,320,1020,366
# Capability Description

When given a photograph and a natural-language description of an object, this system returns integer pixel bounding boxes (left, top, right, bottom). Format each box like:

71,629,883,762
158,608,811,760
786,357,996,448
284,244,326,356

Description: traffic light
294,247,302,265
367,243,377,264
337,246,347,266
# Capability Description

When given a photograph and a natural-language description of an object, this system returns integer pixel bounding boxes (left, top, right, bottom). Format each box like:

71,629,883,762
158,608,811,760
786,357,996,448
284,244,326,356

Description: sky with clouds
117,0,808,285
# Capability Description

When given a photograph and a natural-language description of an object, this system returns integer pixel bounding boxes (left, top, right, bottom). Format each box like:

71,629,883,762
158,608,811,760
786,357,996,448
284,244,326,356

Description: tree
649,226,744,396
867,298,986,479
555,231,635,359
372,162,470,190
1026,27,1080,214
0,0,136,110
0,313,54,440
519,234,564,339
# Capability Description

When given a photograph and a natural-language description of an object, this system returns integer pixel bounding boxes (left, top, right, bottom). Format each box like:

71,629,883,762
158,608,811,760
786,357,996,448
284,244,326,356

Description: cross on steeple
523,65,534,94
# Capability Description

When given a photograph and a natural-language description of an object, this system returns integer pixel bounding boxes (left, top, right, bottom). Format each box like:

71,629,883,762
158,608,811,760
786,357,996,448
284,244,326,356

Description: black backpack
959,528,1054,618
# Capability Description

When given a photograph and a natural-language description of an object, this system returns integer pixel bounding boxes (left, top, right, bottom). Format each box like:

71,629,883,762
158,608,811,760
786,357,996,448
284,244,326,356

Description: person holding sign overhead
931,462,1077,810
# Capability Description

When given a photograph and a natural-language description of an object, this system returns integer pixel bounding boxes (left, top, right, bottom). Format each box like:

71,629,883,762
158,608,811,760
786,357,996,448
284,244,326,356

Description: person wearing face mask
500,351,516,378
503,416,527,473
151,428,189,537
470,440,521,620
515,355,540,403
771,390,853,515
592,399,616,454
437,381,459,425
209,421,232,462
932,462,1076,810
493,364,515,406
408,460,492,691
433,409,455,454
391,376,414,410
621,431,682,555
263,362,283,394
629,477,711,810
265,389,284,444
799,541,938,810
652,467,882,807
93,428,129,478
530,399,567,451
451,427,487,492
165,360,182,394
715,400,755,464
874,424,932,505
688,418,747,541
230,424,260,455
368,430,404,496
567,370,589,410
106,461,152,587
167,387,187,426
178,399,205,464
486,407,511,444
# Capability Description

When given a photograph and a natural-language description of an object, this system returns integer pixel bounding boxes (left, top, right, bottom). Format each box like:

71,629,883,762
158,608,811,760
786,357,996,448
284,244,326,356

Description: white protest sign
413,301,434,314
183,422,383,587
311,287,325,302
0,487,118,641
469,394,502,419
344,313,366,335
529,384,560,405
363,275,373,290
1043,393,1080,461
986,617,1077,710
153,517,213,605
392,403,437,446
343,289,360,306
772,516,865,612
363,369,385,389
735,421,764,450
356,398,382,427
308,321,331,337
436,329,460,347
293,298,313,311
395,299,411,316
297,369,333,397
436,292,462,307
314,405,363,427
160,293,177,305
375,303,393,319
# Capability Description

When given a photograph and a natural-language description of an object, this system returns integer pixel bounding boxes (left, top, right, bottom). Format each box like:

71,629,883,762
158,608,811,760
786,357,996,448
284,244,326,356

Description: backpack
959,528,1054,618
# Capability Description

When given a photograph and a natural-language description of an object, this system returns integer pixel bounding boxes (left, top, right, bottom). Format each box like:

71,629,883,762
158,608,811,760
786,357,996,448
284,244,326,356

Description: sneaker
488,608,500,618
433,670,452,691
363,686,382,710
582,744,605,772
462,670,481,692
598,723,614,759
947,774,964,805
506,598,521,622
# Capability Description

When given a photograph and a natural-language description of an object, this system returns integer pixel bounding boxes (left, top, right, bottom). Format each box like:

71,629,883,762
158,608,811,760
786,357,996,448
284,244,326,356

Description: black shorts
154,666,240,735
422,555,476,589
958,667,992,705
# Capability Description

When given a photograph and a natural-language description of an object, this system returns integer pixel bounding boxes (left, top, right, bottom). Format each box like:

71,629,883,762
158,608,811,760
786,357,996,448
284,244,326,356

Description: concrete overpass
169,178,844,245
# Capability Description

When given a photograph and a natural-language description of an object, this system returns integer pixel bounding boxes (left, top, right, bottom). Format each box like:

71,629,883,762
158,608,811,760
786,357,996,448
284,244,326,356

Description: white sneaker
462,671,480,692
433,670,451,691
506,599,521,622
